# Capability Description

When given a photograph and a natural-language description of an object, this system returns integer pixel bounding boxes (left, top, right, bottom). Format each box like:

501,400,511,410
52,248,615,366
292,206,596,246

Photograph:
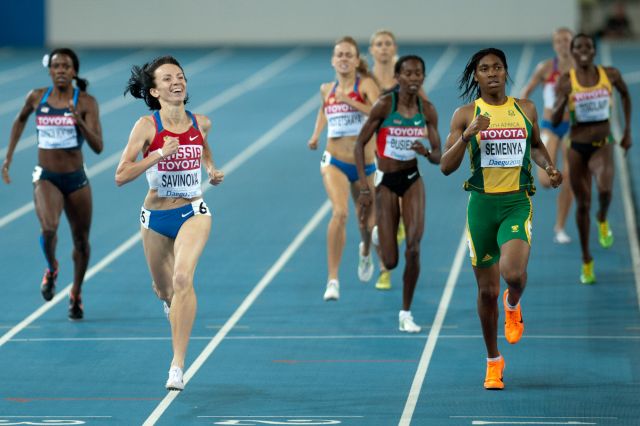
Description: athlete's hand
307,136,319,150
208,169,224,186
1,160,10,184
464,114,491,140
357,187,373,226
162,136,180,158
620,132,632,153
546,166,562,188
411,140,430,158
68,100,83,125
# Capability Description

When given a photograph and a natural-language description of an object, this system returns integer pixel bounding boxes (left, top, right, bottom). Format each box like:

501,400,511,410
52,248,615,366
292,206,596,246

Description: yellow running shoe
397,221,406,245
598,220,614,248
375,271,391,290
580,260,596,285
503,289,524,344
484,356,505,390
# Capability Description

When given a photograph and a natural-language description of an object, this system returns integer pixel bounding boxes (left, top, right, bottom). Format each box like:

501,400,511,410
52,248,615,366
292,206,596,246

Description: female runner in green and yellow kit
552,33,632,285
441,48,562,390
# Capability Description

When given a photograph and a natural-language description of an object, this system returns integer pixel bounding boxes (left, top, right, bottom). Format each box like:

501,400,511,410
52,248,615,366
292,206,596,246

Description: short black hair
124,55,188,110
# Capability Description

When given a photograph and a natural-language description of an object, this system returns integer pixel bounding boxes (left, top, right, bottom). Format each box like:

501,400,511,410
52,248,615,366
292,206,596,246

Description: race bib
573,89,610,122
479,127,527,168
148,145,203,198
325,103,365,138
36,114,79,149
382,126,424,161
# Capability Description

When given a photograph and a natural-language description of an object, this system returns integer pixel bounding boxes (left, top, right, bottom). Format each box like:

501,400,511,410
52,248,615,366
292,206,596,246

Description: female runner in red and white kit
2,48,103,320
116,55,224,391
307,36,380,301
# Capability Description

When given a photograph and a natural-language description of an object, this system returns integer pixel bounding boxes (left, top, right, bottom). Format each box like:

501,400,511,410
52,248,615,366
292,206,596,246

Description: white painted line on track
623,69,640,85
601,42,640,310
510,44,535,97
0,91,318,350
424,45,459,93
398,233,467,426
143,200,331,425
0,48,305,231
0,61,41,86
9,333,640,343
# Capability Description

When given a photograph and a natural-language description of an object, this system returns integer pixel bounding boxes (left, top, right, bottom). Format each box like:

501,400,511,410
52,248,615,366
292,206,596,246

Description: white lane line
601,42,640,310
424,45,459,93
0,92,318,350
398,233,467,426
510,44,534,97
0,62,41,86
195,48,307,114
623,69,640,85
0,49,305,231
9,333,640,343
143,200,331,425
471,421,596,425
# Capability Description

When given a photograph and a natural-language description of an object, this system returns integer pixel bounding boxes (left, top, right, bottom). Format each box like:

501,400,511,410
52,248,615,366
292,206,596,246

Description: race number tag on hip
479,128,526,168
320,151,332,168
140,207,151,229
574,89,610,122
191,199,211,216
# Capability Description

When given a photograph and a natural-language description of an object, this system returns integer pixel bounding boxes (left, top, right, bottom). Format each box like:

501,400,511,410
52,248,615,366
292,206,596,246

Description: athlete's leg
33,180,64,269
556,139,574,232
499,239,530,304
400,179,425,311
473,264,501,358
590,144,614,223
568,148,593,263
375,185,400,270
63,185,93,297
169,214,211,369
321,165,351,281
142,228,175,304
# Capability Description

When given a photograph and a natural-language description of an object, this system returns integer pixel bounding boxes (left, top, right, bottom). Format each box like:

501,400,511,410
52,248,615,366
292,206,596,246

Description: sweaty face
571,36,595,67
49,54,75,87
475,54,506,92
332,42,359,75
396,59,424,94
152,63,187,103
553,30,572,58
369,34,396,64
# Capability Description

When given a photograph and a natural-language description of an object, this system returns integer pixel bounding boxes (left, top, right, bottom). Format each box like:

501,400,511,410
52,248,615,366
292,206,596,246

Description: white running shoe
163,301,170,321
371,225,379,246
399,311,422,333
165,366,184,391
553,229,571,244
323,279,340,301
358,242,374,282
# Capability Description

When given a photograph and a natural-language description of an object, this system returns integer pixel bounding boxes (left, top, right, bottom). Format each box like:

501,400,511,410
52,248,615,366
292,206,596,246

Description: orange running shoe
484,356,505,390
503,289,524,344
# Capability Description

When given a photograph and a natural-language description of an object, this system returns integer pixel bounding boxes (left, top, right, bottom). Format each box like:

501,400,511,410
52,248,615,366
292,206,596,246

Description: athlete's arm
355,95,391,189
197,114,224,186
440,103,484,176
72,93,103,154
307,84,328,150
607,66,632,151
336,77,379,115
422,101,441,164
551,73,571,126
519,60,548,99
2,89,40,184
519,99,562,188
115,116,177,186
